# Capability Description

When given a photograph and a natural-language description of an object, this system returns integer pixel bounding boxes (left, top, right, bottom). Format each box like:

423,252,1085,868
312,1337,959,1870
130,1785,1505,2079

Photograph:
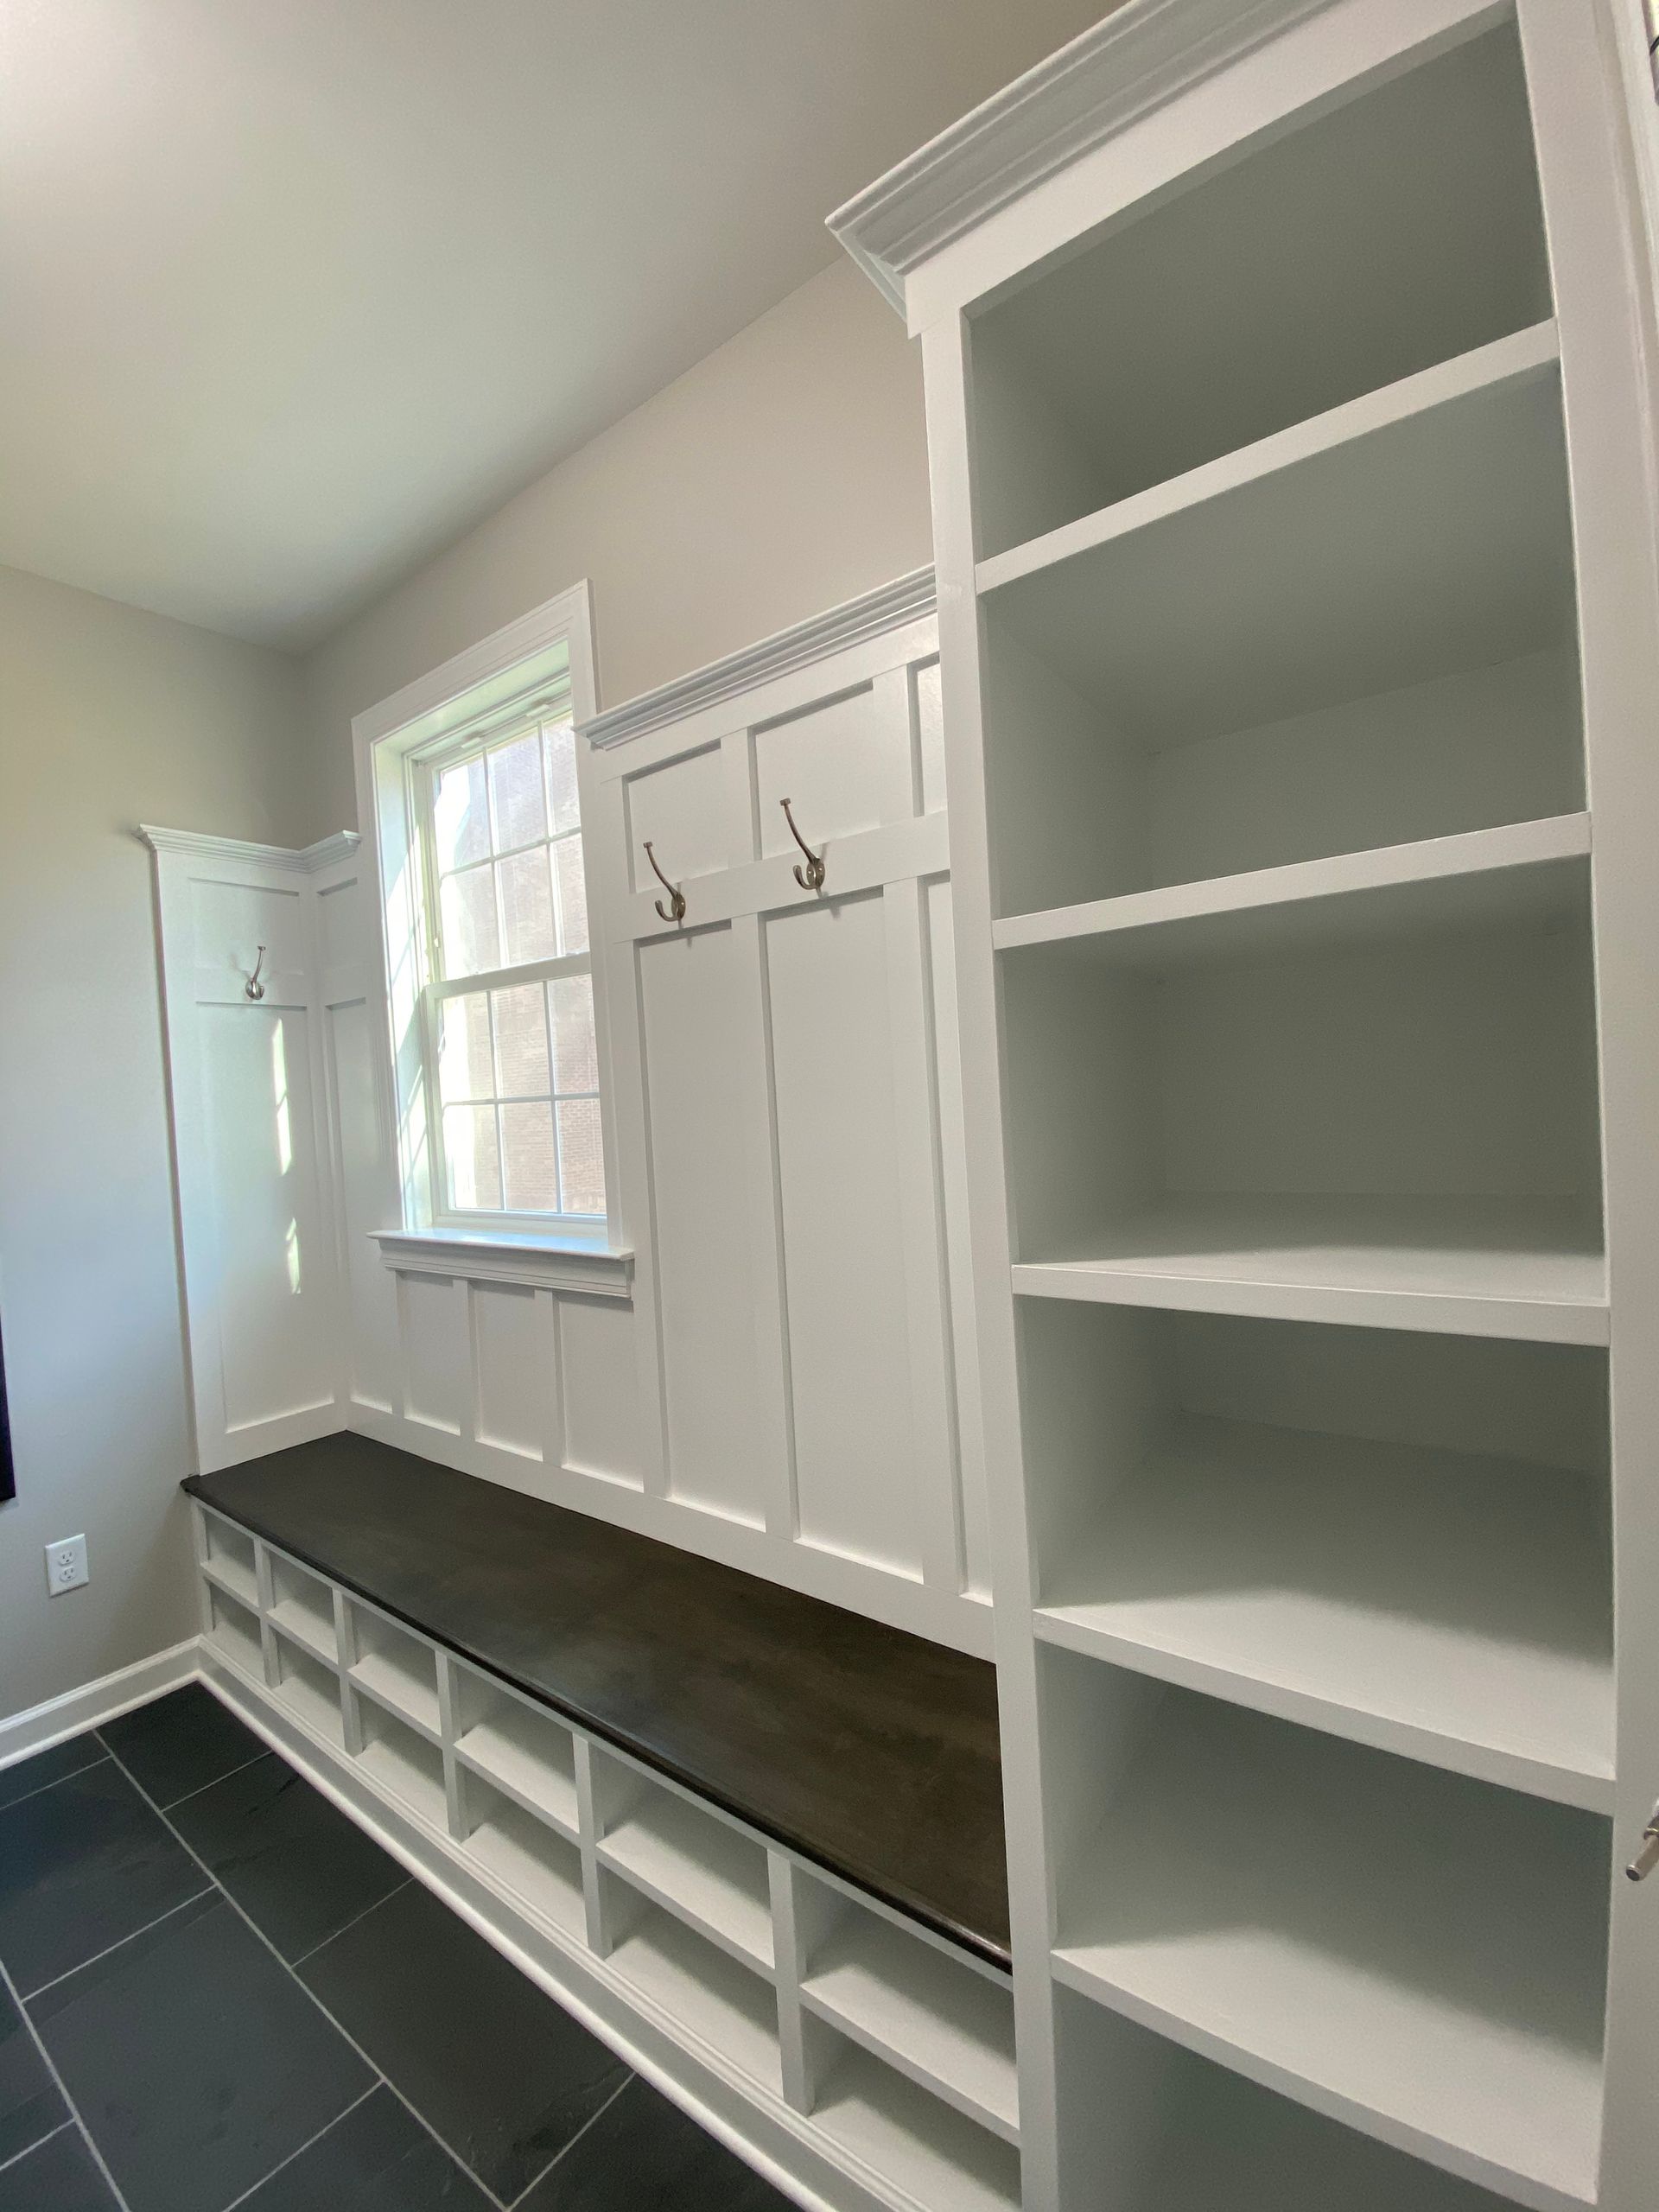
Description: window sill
369,1226,633,1300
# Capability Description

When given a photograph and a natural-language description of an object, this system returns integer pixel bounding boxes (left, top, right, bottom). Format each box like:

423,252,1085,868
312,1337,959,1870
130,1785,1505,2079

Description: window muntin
414,707,604,1227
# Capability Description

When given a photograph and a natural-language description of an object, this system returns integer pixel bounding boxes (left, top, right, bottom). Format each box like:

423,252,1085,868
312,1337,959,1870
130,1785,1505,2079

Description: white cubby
272,1638,345,1751
205,1580,263,1676
451,1669,580,1839
607,1897,783,2097
809,2041,1021,2212
459,1770,585,1942
200,1514,260,1611
1052,1992,1518,2212
1001,891,1604,1332
799,1886,1018,2142
1023,1303,1611,1808
353,1699,447,1829
1045,1653,1609,2206
264,1553,338,1667
978,356,1579,925
968,23,1549,558
346,1602,442,1740
594,1756,775,1975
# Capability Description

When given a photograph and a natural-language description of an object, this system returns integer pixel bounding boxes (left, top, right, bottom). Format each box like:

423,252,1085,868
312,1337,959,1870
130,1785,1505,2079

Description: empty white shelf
464,1788,586,1942
993,814,1589,964
274,1653,345,1751
810,2045,1021,2212
454,1703,580,1840
201,1548,259,1611
1052,1690,1607,2209
804,1911,1018,2142
267,1590,337,1667
355,1714,447,1829
349,1642,442,1740
206,1591,263,1677
1014,1194,1608,1345
600,1788,774,1974
609,1906,782,2097
1037,1415,1611,1810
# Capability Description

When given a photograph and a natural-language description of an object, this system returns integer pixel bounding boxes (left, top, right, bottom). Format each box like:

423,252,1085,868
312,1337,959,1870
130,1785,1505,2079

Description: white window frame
352,583,631,1294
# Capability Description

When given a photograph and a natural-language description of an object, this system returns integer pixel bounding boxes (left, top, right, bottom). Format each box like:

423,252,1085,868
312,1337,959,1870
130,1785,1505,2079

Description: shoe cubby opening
1041,1649,1610,2205
458,1768,585,1942
345,1601,442,1738
205,1580,262,1675
968,22,1550,559
978,363,1581,924
1052,1989,1527,2212
796,1877,1018,2142
806,2033,1021,2212
353,1698,447,1828
264,1552,337,1666
451,1667,579,1840
272,1637,344,1750
592,1750,774,1974
1001,892,1605,1309
1020,1302,1611,1803
604,1888,783,2094
200,1512,259,1610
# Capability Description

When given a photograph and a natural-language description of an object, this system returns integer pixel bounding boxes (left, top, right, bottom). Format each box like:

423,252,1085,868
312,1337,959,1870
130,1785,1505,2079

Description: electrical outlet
45,1535,89,1596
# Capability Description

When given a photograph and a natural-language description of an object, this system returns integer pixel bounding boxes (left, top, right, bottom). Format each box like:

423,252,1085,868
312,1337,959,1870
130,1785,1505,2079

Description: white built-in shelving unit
194,1503,1018,2212
834,2,1659,2208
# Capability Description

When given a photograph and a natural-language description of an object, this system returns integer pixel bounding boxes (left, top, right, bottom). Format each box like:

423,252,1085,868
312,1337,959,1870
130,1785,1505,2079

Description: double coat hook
643,841,686,925
780,798,825,892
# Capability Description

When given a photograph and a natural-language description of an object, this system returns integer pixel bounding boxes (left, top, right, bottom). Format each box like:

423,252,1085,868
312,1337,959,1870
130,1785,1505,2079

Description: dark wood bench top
185,1433,1010,1967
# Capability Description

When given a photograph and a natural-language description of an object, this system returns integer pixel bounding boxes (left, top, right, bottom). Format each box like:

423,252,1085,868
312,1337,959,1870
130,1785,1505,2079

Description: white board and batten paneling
833,2,1659,2209
142,826,366,1471
582,570,993,1653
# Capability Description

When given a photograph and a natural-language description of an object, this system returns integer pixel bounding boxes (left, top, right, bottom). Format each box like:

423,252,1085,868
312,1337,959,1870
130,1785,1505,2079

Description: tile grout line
96,1738,516,2212
0,2116,73,2179
0,1951,136,2212
0,1751,110,1816
213,2082,380,2212
21,1885,218,2004
146,1746,274,1815
505,2072,632,2210
287,1873,412,1970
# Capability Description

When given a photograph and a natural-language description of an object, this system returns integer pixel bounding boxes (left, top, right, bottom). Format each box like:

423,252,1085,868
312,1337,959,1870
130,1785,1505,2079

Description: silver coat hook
1627,1800,1659,1882
643,841,686,925
245,945,267,1001
780,798,825,892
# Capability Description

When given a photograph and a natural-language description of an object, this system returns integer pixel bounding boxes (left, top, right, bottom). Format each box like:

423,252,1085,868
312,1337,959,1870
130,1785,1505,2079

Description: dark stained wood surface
185,1433,1009,1967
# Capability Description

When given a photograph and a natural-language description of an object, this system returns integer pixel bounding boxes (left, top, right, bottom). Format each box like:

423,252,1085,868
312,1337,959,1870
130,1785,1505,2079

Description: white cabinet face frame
582,572,994,1650
835,1,1659,2208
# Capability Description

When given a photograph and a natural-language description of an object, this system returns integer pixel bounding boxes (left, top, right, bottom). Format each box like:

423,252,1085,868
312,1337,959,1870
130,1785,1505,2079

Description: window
410,696,606,1228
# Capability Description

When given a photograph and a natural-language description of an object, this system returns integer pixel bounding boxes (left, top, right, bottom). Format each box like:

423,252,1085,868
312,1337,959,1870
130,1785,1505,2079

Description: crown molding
580,567,936,751
827,0,1332,316
137,826,362,874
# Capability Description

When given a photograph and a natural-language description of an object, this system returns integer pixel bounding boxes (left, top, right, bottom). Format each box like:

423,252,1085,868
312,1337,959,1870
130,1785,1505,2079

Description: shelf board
1014,1195,1607,1346
811,2044,1021,2212
455,1711,580,1840
600,1790,774,1974
201,1549,259,1611
206,1602,263,1679
1052,1696,1607,2209
355,1729,447,1828
267,1593,337,1668
275,1662,345,1751
609,1908,782,2097
465,1797,585,1942
349,1646,442,1741
977,322,1560,601
993,815,1590,965
979,344,1572,754
804,1912,1018,2142
1036,1415,1611,1811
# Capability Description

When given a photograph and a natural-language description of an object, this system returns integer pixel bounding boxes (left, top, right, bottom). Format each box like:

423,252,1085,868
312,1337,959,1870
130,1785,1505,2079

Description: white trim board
137,827,361,874
0,1639,200,1771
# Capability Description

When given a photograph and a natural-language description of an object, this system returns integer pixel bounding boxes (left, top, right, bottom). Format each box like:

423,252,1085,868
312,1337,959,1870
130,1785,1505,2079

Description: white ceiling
0,0,1107,652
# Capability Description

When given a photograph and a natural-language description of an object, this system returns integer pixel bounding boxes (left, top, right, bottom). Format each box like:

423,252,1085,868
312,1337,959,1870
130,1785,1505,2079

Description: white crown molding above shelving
579,568,936,749
137,825,362,874
826,0,1332,315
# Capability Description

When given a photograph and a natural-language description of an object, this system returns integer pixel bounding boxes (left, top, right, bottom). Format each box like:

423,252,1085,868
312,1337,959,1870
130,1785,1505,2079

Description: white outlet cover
45,1534,89,1595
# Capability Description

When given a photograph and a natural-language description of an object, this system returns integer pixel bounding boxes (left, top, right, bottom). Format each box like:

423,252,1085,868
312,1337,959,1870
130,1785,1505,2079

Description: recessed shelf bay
810,2044,1021,2212
609,1904,782,2097
348,1608,442,1738
600,1784,775,1974
454,1690,580,1840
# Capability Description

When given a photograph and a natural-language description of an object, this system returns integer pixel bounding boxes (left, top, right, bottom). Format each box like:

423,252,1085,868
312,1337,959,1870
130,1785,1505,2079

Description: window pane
438,864,500,978
488,733,546,853
548,974,598,1095
438,991,493,1104
556,1097,605,1214
493,982,550,1098
544,720,580,834
500,1101,560,1211
551,832,588,955
498,847,557,964
434,756,489,872
444,1103,501,1210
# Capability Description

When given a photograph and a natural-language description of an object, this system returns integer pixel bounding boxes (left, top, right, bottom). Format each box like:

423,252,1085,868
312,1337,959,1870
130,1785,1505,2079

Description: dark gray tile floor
0,1685,796,2211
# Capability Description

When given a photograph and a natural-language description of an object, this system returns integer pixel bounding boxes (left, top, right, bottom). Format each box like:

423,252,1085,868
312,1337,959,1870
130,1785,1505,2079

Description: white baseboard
0,1639,202,1770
